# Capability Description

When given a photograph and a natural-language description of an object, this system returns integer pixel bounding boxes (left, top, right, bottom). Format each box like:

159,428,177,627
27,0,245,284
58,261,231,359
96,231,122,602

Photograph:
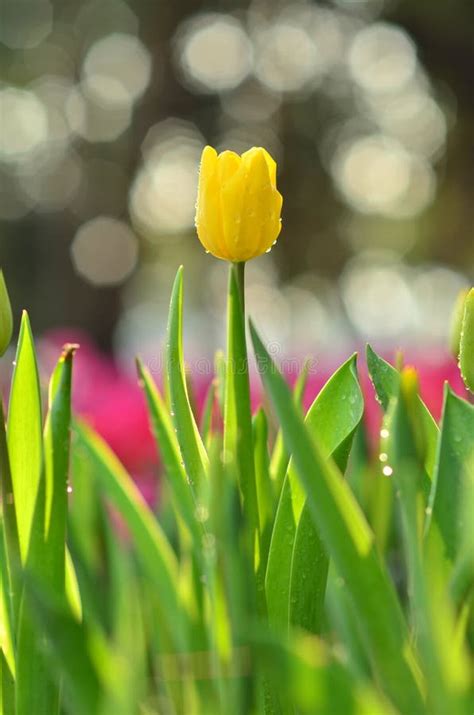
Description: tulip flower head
195,146,283,262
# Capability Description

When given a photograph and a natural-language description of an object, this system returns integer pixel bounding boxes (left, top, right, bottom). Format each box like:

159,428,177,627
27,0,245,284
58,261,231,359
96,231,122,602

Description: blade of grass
251,323,425,715
167,267,208,488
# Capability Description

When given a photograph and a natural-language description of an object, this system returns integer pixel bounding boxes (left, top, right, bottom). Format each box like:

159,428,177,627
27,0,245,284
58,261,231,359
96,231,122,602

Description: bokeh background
1,0,473,365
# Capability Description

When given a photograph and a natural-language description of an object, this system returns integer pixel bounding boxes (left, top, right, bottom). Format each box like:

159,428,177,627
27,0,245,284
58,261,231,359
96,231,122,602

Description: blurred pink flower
40,330,159,505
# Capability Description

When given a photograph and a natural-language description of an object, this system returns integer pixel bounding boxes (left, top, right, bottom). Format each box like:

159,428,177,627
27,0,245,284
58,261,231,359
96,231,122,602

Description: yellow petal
216,150,241,182
237,149,279,260
196,146,225,258
242,147,277,188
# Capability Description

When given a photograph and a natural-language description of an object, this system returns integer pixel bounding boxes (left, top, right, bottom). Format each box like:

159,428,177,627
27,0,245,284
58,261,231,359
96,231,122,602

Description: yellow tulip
195,146,283,262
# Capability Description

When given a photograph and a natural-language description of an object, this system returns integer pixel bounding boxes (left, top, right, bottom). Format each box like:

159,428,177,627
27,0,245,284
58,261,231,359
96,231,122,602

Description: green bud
0,270,13,356
449,288,469,359
459,288,474,393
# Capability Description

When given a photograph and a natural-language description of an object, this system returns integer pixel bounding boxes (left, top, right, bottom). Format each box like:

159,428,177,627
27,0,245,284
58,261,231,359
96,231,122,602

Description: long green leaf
0,398,21,634
386,372,471,715
137,358,201,545
252,408,273,573
72,421,189,652
0,522,16,685
167,266,208,488
366,344,438,480
428,386,474,561
16,345,75,715
269,359,309,489
459,287,474,392
289,355,364,636
251,323,424,715
265,355,363,632
24,577,101,715
43,345,75,593
7,311,43,563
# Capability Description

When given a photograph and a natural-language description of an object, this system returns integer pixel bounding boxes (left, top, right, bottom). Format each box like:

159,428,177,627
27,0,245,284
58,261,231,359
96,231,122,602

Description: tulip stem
234,261,246,314
224,260,260,550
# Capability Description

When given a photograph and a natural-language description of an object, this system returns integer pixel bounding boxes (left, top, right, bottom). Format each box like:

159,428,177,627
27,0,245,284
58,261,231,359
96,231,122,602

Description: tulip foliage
0,262,473,715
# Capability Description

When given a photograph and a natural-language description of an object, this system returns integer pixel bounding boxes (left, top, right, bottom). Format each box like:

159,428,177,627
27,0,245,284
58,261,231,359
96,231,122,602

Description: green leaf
288,504,329,635
366,344,438,480
269,359,309,489
250,323,425,715
325,566,371,681
167,266,208,488
265,355,363,632
428,386,474,563
386,372,471,715
250,628,399,715
15,345,76,715
72,421,189,652
289,354,364,636
0,521,16,680
0,649,15,715
43,345,75,593
24,577,101,715
137,358,201,546
214,349,226,417
459,287,474,392
252,408,273,572
0,270,13,357
0,398,21,631
100,519,147,715
200,379,216,446
7,311,43,563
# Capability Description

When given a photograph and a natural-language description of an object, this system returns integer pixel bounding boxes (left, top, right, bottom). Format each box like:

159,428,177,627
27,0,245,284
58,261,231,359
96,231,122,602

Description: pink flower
40,330,159,505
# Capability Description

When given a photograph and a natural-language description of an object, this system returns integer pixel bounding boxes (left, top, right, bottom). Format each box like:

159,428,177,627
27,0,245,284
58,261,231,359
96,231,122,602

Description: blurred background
1,0,474,359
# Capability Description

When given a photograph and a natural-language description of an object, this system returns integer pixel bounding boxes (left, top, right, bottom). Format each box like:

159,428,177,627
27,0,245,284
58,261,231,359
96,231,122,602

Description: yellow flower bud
195,146,283,262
